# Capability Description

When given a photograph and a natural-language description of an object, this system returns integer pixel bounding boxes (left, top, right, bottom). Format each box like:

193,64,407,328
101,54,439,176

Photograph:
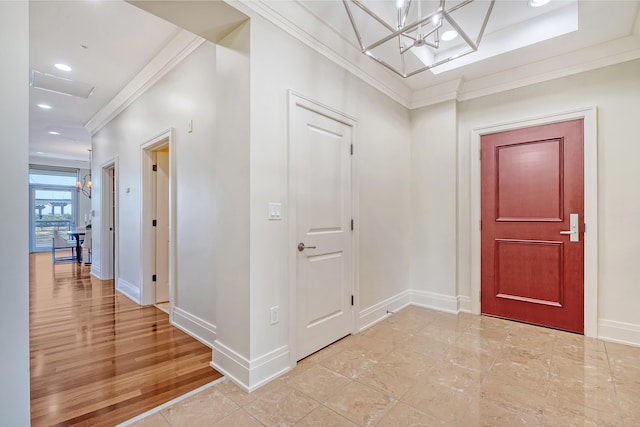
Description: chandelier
343,0,495,78
76,149,92,199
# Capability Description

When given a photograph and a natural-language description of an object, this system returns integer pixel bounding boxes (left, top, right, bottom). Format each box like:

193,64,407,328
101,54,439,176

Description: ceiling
29,0,640,165
29,1,180,166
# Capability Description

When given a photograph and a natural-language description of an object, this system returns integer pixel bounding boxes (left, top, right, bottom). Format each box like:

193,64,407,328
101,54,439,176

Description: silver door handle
298,242,316,252
560,213,579,242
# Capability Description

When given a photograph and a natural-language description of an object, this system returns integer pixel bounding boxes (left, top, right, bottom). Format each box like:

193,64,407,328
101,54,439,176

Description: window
29,166,80,252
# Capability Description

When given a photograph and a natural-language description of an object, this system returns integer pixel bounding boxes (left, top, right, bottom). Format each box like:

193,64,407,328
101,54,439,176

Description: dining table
67,230,86,264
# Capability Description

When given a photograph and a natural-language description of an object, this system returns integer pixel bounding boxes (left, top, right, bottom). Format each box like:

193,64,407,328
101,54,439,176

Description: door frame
470,107,598,337
287,91,359,366
140,129,175,312
100,157,119,281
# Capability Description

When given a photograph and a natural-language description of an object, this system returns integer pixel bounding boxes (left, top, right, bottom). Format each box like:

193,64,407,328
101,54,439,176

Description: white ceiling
29,1,180,165
29,0,640,164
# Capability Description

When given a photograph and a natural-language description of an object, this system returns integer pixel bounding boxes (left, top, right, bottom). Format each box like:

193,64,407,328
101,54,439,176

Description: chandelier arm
400,43,414,54
364,9,442,52
401,0,412,27
443,11,477,51
401,33,418,42
350,0,397,33
474,0,495,46
364,50,408,78
420,21,442,39
343,0,366,51
445,0,475,15
441,0,495,52
404,48,475,77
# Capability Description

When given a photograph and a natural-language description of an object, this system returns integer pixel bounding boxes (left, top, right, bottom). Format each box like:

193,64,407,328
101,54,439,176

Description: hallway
29,252,222,426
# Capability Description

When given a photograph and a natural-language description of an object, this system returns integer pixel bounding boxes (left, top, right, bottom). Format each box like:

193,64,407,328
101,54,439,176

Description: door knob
298,242,316,252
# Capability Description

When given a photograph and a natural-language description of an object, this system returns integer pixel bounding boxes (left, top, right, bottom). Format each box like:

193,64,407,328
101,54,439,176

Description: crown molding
457,34,640,103
226,0,413,108
85,29,205,135
236,1,640,111
86,1,640,122
410,78,463,110
410,34,640,109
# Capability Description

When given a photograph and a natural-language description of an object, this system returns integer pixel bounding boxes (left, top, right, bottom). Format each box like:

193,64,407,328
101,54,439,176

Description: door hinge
480,220,482,231
152,164,157,172
351,295,354,306
350,144,354,155
152,274,157,282
479,149,482,161
584,223,586,232
152,219,157,227
351,219,354,231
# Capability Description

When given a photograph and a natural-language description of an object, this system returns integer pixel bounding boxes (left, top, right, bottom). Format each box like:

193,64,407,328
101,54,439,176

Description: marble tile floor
123,306,640,426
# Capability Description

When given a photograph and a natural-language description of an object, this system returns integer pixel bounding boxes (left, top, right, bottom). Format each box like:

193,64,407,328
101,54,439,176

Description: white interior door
294,103,354,361
154,149,170,303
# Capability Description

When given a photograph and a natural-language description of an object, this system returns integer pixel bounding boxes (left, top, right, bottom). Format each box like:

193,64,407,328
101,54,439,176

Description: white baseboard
598,319,640,347
90,264,101,279
246,345,291,392
457,295,471,313
211,340,290,392
357,290,412,332
172,306,216,348
411,290,459,314
211,340,250,390
116,278,140,304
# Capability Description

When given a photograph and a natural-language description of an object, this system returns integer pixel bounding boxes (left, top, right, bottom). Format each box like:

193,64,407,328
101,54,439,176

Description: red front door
481,119,584,333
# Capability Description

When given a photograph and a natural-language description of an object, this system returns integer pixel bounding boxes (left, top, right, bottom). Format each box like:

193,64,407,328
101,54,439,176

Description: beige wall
92,42,221,343
410,100,459,309
410,58,640,344
245,14,412,371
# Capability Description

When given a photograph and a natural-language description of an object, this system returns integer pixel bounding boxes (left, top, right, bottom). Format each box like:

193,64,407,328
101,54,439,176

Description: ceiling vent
30,70,95,98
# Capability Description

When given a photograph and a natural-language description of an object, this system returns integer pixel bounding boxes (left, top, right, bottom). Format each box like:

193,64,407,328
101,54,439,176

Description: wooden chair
52,230,76,263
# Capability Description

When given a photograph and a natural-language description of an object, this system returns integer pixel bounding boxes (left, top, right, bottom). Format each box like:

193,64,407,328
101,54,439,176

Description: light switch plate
268,202,282,220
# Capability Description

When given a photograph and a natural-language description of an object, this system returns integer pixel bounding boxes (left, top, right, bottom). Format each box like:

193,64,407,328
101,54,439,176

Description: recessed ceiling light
37,103,52,109
48,131,60,135
36,152,45,155
528,0,551,7
442,30,458,41
54,63,72,72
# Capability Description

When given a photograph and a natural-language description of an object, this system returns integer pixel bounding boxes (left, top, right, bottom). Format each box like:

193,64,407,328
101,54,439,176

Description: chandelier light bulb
528,0,551,7
441,30,458,41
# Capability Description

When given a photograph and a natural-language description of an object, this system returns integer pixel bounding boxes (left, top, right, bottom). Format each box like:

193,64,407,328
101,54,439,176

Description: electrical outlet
270,306,279,325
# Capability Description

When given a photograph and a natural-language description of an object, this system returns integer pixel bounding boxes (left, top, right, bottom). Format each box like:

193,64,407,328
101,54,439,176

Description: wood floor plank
29,253,222,426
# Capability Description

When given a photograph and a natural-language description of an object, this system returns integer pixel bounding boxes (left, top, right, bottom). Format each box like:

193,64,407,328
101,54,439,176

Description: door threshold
154,302,170,315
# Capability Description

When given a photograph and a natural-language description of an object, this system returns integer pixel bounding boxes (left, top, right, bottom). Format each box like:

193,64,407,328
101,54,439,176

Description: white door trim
140,129,176,314
100,157,119,281
287,91,359,366
470,107,598,337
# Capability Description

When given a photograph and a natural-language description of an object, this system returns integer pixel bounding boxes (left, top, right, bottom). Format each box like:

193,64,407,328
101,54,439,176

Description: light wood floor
29,252,222,426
